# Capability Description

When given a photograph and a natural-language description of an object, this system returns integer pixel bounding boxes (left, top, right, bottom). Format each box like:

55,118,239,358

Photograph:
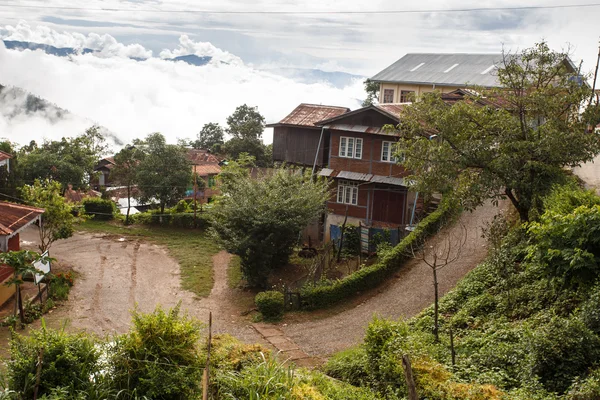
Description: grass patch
227,255,243,289
77,219,220,297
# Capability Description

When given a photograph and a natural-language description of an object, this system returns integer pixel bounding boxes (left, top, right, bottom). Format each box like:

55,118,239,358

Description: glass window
400,90,415,103
337,180,359,205
381,141,398,163
383,89,394,103
339,137,363,159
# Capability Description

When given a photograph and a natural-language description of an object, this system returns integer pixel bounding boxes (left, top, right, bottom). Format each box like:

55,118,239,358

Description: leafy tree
211,161,329,287
0,140,22,199
21,179,76,252
18,126,108,190
222,137,272,167
362,78,380,107
111,145,142,224
396,42,600,221
226,104,265,140
135,133,192,214
193,122,225,151
0,250,50,324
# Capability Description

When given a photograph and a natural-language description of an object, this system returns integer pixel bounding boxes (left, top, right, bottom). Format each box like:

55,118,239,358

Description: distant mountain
171,54,212,66
3,40,94,57
265,68,364,88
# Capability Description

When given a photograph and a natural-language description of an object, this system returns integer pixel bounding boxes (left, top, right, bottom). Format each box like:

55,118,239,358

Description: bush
580,283,600,335
81,198,116,220
7,326,100,398
108,304,204,399
300,198,458,309
324,347,370,387
255,291,285,321
568,367,600,400
49,272,74,301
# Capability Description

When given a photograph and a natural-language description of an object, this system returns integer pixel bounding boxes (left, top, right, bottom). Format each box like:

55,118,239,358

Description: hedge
255,291,285,321
300,198,459,310
130,211,210,229
82,198,116,220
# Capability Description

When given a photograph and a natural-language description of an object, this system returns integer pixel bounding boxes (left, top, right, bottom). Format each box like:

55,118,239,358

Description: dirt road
19,227,261,343
282,201,506,356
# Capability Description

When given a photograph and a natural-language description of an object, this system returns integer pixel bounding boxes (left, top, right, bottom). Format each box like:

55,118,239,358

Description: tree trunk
402,354,418,400
17,285,25,325
336,206,349,263
433,267,439,342
505,188,529,221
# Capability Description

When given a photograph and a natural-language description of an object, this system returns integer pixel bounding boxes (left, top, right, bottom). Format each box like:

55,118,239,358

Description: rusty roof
267,103,350,128
187,149,221,165
193,164,221,176
64,188,101,203
375,103,405,118
0,202,45,236
0,150,12,163
318,169,407,187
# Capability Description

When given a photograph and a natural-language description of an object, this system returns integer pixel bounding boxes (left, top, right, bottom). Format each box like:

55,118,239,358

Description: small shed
0,202,45,306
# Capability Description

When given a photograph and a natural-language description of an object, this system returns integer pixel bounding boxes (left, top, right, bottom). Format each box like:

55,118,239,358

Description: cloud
0,24,364,147
159,34,242,65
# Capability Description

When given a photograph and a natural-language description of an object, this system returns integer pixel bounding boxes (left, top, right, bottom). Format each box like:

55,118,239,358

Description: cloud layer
0,22,364,147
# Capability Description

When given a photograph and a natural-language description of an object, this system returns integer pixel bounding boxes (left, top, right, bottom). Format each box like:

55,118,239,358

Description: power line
0,2,599,15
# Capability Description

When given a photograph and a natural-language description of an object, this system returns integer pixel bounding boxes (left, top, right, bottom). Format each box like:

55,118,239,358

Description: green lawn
77,220,220,297
227,255,243,289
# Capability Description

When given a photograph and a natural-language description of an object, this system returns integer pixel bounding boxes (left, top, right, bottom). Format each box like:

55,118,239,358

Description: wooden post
17,285,25,325
433,268,439,342
358,221,362,266
202,312,212,400
194,173,198,229
402,354,418,400
450,328,456,366
336,206,349,263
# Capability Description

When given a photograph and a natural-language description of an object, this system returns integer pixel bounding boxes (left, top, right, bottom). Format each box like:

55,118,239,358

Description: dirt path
18,228,261,344
282,201,507,356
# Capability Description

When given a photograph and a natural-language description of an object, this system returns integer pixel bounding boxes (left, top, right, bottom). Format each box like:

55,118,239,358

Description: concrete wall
379,83,462,103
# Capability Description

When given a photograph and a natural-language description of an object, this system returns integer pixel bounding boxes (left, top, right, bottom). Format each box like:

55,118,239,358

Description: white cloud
0,26,364,147
159,34,242,65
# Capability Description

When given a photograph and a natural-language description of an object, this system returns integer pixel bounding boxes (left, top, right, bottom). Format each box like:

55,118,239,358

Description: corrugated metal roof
370,175,407,186
187,149,221,165
376,103,405,117
371,53,502,87
337,171,373,181
193,164,221,176
323,124,401,137
319,169,407,187
0,202,45,236
0,150,12,162
318,168,334,177
268,103,350,128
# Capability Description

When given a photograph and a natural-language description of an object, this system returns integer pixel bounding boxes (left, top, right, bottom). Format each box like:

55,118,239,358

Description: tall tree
18,126,108,191
0,140,22,199
193,122,225,151
111,145,142,224
226,104,265,140
211,159,328,287
397,42,600,221
135,133,192,214
20,179,75,252
362,78,380,107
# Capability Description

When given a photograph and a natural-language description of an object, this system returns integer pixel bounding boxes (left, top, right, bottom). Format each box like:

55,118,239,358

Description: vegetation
110,145,143,224
300,198,458,310
362,78,379,107
324,181,600,399
193,122,225,152
222,104,272,166
211,159,329,288
255,291,285,321
396,42,600,221
21,179,76,252
81,197,116,220
134,132,192,214
77,220,219,297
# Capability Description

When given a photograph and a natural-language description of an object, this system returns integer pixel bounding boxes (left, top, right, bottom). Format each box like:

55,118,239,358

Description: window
381,141,397,163
383,89,394,103
400,90,415,103
339,137,363,159
208,175,216,188
337,180,358,205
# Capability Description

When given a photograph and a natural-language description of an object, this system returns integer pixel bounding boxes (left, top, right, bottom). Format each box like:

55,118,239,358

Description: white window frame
337,180,359,205
381,141,398,163
339,136,363,159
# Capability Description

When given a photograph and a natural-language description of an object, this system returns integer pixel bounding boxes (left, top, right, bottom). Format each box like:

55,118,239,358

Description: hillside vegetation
325,180,600,399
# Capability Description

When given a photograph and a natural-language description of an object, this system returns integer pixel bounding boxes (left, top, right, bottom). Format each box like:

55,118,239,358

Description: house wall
272,126,329,167
329,131,410,178
0,159,9,172
379,83,462,103
0,233,19,307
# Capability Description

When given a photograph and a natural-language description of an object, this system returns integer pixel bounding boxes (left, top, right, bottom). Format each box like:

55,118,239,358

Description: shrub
580,283,600,335
108,304,204,399
48,272,74,301
255,291,285,321
81,198,116,220
324,347,370,387
300,198,458,309
568,367,600,400
7,325,100,398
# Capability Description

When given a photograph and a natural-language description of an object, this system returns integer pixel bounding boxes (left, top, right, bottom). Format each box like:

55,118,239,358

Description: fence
330,224,410,254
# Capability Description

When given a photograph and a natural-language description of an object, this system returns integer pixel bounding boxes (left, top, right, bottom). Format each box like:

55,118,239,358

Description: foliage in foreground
326,181,600,399
211,159,329,288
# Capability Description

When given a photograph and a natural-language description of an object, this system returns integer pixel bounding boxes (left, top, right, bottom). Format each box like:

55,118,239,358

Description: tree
211,161,329,287
222,137,272,167
111,145,142,224
21,179,75,252
362,78,380,107
135,133,192,214
0,140,22,199
193,122,225,151
226,104,265,140
0,250,51,324
19,126,108,191
409,223,467,342
396,42,600,221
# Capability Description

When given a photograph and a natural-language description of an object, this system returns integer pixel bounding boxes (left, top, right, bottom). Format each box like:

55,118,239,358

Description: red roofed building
0,202,45,306
187,149,222,203
268,104,350,168
0,150,12,173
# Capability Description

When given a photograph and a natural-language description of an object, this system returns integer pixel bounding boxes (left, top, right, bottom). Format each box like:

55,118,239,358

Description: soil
13,227,262,344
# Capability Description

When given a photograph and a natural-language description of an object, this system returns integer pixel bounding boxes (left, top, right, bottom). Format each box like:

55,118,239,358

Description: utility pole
590,39,600,107
193,173,198,229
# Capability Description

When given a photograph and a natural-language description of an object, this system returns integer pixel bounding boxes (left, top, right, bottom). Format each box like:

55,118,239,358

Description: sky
0,0,599,148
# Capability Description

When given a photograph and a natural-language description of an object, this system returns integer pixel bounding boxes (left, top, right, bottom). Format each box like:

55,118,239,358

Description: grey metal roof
371,53,503,87
317,169,407,187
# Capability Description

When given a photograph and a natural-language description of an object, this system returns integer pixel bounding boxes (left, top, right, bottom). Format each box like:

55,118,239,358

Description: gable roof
0,202,45,237
267,103,351,128
371,53,503,87
0,150,12,162
187,149,221,165
316,104,403,126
